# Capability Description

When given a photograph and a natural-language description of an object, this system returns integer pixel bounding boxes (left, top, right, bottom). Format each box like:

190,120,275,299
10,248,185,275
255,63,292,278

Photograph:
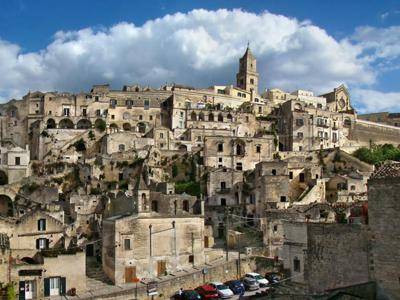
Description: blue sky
0,0,399,112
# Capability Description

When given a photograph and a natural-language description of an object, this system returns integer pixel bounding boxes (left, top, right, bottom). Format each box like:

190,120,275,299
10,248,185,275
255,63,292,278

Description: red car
195,284,219,299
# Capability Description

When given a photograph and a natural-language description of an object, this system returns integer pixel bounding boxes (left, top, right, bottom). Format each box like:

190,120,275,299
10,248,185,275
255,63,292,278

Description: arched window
218,114,224,122
191,112,197,121
208,113,214,122
123,123,131,131
46,118,56,129
227,114,232,121
236,144,244,155
198,112,204,121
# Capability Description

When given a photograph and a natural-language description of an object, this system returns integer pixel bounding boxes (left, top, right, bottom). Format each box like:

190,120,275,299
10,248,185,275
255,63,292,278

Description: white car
244,273,269,286
210,282,234,299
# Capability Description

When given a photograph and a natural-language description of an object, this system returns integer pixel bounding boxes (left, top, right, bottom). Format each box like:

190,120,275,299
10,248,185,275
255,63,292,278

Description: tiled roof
370,162,400,179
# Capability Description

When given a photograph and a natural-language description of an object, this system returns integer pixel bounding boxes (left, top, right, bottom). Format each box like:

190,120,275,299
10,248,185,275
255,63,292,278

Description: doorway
25,281,35,300
157,260,166,277
125,266,136,283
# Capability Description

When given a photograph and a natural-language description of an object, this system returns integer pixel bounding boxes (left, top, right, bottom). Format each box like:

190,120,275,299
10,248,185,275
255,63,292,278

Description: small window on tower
250,78,254,84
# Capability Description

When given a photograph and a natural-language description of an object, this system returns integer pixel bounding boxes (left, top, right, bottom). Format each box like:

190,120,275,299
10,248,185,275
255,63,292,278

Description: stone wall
368,177,400,299
350,120,400,146
77,257,281,300
305,223,370,294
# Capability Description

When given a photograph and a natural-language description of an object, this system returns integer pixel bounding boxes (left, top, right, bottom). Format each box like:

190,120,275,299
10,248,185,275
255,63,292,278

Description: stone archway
123,123,132,131
59,118,74,129
0,194,13,217
46,118,56,129
0,170,8,186
77,119,92,129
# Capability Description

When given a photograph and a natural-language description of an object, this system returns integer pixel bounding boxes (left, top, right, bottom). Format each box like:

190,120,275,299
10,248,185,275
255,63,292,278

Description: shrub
172,163,179,178
88,130,95,140
95,119,107,132
175,181,201,197
353,144,400,165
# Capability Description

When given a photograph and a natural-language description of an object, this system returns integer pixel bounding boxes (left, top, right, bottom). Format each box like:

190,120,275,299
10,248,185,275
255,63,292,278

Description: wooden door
157,261,166,277
204,236,209,248
125,267,136,283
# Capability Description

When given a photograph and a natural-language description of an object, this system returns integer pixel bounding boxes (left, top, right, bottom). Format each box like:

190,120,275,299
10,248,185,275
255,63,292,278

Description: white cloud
0,8,394,112
352,88,400,113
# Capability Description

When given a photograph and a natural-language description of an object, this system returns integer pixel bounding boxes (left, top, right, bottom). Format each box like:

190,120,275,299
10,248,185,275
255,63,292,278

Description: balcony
216,188,231,194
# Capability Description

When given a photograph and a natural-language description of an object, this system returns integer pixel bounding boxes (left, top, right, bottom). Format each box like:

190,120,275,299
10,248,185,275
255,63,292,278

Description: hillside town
0,46,399,300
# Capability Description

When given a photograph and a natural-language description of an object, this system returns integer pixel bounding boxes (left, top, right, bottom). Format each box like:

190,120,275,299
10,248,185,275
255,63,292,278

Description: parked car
209,282,234,299
195,284,219,299
244,272,269,286
265,272,283,285
242,277,259,291
225,280,245,295
173,289,202,300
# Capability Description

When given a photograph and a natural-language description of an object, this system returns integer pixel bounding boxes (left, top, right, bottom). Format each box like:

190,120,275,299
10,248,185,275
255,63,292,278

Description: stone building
368,163,400,299
0,210,86,299
0,143,30,184
281,221,370,294
102,177,206,284
250,157,323,215
203,135,275,171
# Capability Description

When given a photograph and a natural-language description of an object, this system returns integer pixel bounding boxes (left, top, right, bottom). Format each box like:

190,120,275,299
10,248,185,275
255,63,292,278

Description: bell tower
236,44,259,94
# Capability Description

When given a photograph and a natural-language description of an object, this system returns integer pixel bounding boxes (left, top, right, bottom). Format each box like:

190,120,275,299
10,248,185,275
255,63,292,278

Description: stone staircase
82,258,123,298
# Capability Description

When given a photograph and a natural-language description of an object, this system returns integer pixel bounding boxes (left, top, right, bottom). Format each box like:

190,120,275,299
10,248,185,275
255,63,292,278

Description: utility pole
149,224,152,256
191,232,195,267
237,233,241,279
225,207,229,262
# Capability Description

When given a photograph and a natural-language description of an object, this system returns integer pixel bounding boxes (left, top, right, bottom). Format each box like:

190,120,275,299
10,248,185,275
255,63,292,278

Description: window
250,78,254,84
38,219,46,231
293,257,301,272
36,238,48,250
160,143,164,148
220,182,226,189
118,144,125,152
95,96,99,102
289,172,293,179
221,198,226,206
49,277,60,296
218,157,222,162
160,133,164,139
280,196,287,202
297,132,303,139
139,115,143,120
63,108,70,116
111,115,115,120
258,107,262,113
217,143,223,152
236,162,243,171
126,100,133,107
272,169,277,176
110,99,117,108
15,157,21,166
149,115,153,121
273,225,278,232
351,185,356,191
256,145,261,153
332,132,338,143
124,239,131,250
189,255,194,263
144,99,150,110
